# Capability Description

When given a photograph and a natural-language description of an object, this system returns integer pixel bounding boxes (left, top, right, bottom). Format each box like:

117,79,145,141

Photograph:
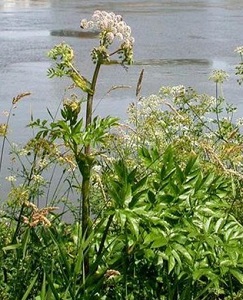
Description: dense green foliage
0,11,243,300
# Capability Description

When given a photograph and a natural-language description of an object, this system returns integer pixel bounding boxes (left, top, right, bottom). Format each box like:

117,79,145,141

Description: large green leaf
21,274,38,300
230,269,243,284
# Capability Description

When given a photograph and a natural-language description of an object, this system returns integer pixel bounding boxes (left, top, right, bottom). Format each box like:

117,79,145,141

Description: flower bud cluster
235,46,243,56
235,46,243,85
209,70,229,84
0,124,7,136
81,10,134,64
63,97,81,114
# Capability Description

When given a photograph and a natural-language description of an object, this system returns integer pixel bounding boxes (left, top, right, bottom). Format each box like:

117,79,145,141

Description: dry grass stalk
22,201,58,227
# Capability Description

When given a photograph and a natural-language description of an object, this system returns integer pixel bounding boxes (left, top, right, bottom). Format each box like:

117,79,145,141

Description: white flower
32,174,45,184
18,148,29,156
2,110,10,117
81,10,134,64
237,118,243,126
80,19,88,29
92,165,102,173
234,46,243,55
5,176,16,182
81,10,134,48
116,32,123,41
124,25,132,37
106,31,115,43
116,15,123,22
39,158,48,169
209,70,229,84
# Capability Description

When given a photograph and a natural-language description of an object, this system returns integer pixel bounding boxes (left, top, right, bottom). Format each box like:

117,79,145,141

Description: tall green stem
215,82,223,138
85,62,101,131
81,60,101,274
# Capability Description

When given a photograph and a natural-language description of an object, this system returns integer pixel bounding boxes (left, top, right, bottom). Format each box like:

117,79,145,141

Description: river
0,0,243,205
0,0,243,142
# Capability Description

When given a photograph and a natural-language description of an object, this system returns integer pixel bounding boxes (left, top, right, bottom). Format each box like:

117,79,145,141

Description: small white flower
234,46,243,55
237,118,243,126
92,165,102,173
106,32,115,43
116,15,123,22
2,110,10,117
111,26,118,35
80,18,88,29
87,20,94,29
32,174,45,184
5,176,16,182
18,148,29,156
125,25,131,36
171,85,186,101
117,21,126,34
116,32,123,41
122,38,133,49
39,159,48,169
209,69,229,83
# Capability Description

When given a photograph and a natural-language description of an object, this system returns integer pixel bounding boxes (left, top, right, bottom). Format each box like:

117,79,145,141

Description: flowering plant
34,11,135,275
81,10,134,65
235,46,243,85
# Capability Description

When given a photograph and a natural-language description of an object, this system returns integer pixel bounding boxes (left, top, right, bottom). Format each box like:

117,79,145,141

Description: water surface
0,0,243,142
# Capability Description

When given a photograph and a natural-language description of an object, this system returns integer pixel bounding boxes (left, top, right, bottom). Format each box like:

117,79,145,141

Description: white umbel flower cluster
235,46,243,56
81,10,134,64
81,10,134,46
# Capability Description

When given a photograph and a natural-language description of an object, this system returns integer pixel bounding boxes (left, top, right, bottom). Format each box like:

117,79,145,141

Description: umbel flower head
209,69,229,84
235,46,243,57
80,10,134,65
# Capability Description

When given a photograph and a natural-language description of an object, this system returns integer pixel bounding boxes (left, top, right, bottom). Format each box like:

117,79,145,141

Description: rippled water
0,0,243,142
0,0,242,202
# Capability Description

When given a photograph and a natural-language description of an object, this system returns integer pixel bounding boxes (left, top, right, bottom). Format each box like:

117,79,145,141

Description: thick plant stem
81,61,101,274
81,172,91,236
81,172,91,275
85,62,101,130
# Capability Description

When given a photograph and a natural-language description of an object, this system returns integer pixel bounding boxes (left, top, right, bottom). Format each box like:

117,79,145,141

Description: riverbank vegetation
1,11,243,299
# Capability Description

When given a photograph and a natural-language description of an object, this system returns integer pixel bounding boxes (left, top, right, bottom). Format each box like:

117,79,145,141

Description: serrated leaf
168,254,176,274
21,274,38,300
127,216,140,239
152,236,168,248
215,217,226,233
184,155,199,176
2,243,21,252
173,243,192,262
230,269,243,284
129,188,148,208
171,249,182,267
148,190,156,204
225,227,236,242
204,216,213,232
